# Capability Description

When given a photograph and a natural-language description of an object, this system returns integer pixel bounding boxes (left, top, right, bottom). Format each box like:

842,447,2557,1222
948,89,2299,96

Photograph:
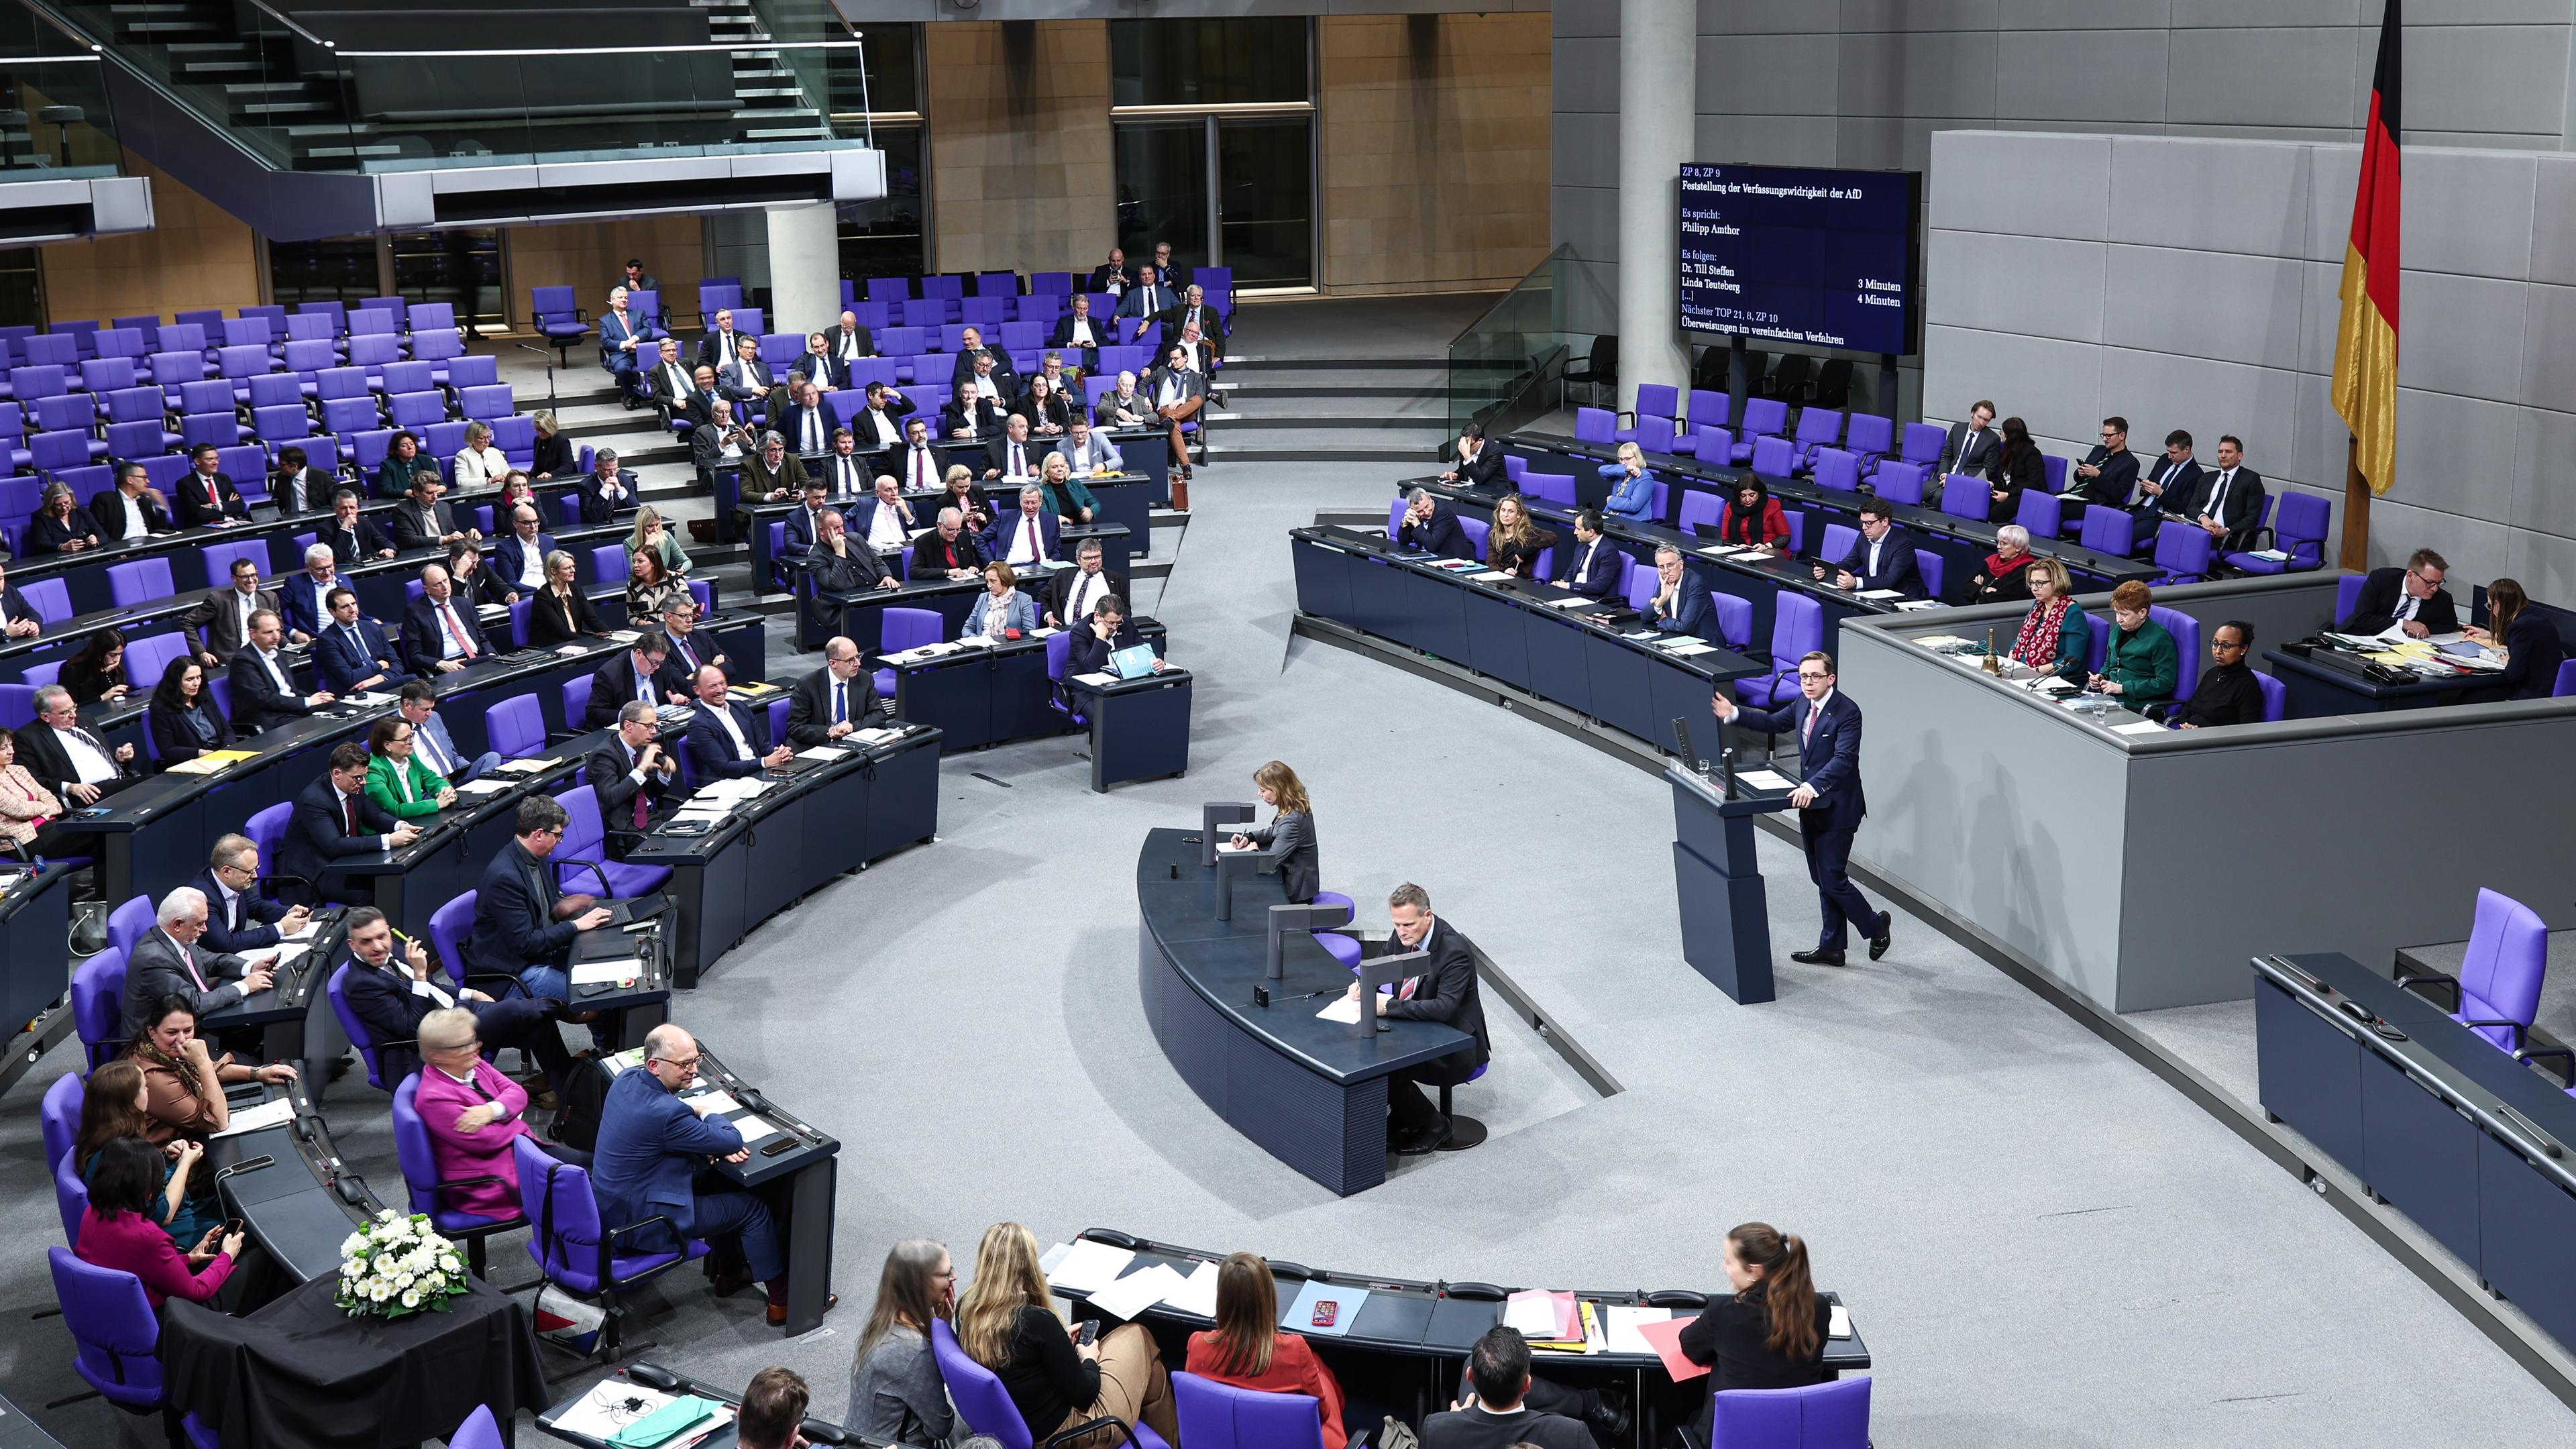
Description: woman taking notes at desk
1184,1252,1348,1449
1598,443,1658,523
2088,580,2178,706
1676,1222,1831,1427
1228,761,1317,904
1717,478,1790,549
2006,557,2091,683
1484,494,1557,578
2463,578,2565,702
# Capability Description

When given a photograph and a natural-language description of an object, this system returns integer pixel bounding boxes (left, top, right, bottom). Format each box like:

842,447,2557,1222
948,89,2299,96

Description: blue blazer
400,593,492,676
278,573,341,639
962,590,1038,639
590,1067,747,1250
1601,466,1658,522
1560,535,1625,598
464,840,578,983
978,509,1061,564
1395,507,1469,559
1729,689,1867,826
777,403,835,455
1646,573,1715,640
276,775,397,896
191,867,291,957
492,532,557,591
684,700,770,780
576,471,638,525
782,504,829,557
598,310,647,369
312,617,405,694
1835,527,1925,597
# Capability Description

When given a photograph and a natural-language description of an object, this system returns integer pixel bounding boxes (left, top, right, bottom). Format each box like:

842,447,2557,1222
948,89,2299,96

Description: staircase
1201,356,1451,468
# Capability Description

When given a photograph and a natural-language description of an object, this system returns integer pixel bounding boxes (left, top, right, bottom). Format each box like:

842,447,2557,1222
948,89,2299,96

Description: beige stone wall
1317,12,1550,296
502,215,709,327
924,19,1115,276
38,150,262,323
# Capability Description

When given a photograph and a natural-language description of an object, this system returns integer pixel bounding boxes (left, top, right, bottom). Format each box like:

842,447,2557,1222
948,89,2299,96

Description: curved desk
1135,827,1470,1196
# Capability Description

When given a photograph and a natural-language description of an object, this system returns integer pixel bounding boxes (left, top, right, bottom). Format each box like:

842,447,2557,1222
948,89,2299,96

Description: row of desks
734,470,1159,580
709,427,1173,546
1291,525,1761,759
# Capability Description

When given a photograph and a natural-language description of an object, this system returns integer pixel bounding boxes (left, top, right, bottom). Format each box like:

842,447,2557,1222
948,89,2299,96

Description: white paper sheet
733,1114,779,1144
553,644,588,657
1605,1305,1674,1356
1089,1263,1185,1321
1855,588,1904,600
1315,994,1362,1024
2110,721,2167,736
1829,1305,1851,1338
570,958,643,987
550,1381,675,1437
1074,671,1119,685
1737,769,1797,792
687,1090,743,1117
1548,597,1595,610
212,1097,297,1138
1165,1260,1221,1318
264,943,310,971
795,746,843,761
1047,1239,1137,1292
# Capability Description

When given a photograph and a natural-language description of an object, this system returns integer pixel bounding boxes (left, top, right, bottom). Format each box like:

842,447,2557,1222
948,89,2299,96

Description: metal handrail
0,53,105,64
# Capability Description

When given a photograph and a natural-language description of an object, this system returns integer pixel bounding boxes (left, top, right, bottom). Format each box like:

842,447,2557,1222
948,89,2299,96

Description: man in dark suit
593,1022,800,1321
910,507,987,582
402,564,490,676
939,379,1007,443
575,451,639,525
1396,486,1472,559
1043,537,1125,627
492,505,558,598
980,415,1052,483
2184,434,2265,555
277,743,420,900
1348,882,1492,1155
1815,499,1925,598
644,338,700,422
888,417,944,494
1423,1328,1601,1449
313,586,413,694
1087,247,1132,298
1560,511,1623,599
683,665,791,781
823,309,875,369
271,445,335,517
17,685,141,805
1050,293,1108,374
588,700,681,841
1643,544,1718,639
2129,429,2203,551
2343,547,2459,638
1711,651,1890,967
586,632,678,729
387,474,472,552
690,398,753,488
2068,416,2139,515
118,885,279,1038
340,905,572,1096
228,610,335,733
979,484,1061,568
1439,424,1505,488
795,333,851,394
814,429,873,498
654,596,730,687
781,479,833,562
179,555,278,666
1935,400,1998,480
785,637,892,746
1064,593,1167,684
174,445,251,529
1116,265,1177,342
847,382,914,458
695,309,748,374
321,490,396,568
1157,284,1228,364
466,794,613,1012
777,380,835,459
949,327,1016,394
0,559,44,640
1147,345,1208,480
196,834,311,957
89,464,173,543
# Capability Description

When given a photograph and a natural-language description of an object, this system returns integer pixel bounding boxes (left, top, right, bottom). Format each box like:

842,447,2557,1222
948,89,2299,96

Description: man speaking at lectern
1344,883,1489,1155
1710,651,1891,968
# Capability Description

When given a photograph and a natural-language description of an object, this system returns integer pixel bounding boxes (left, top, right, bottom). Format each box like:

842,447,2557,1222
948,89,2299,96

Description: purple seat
2402,888,2549,1058
39,1070,83,1173
1616,383,1679,445
2042,453,2068,494
2555,659,2576,698
1458,517,1491,561
387,390,447,431
79,356,141,394
2225,490,2330,575
486,695,545,759
19,332,77,367
588,543,629,586
1573,407,1615,447
285,311,338,346
1811,447,1860,494
1871,462,1927,506
1843,413,1892,473
1686,388,1733,433
1633,415,1682,457
1521,471,1576,508
450,1405,505,1449
875,606,943,696
1939,475,1991,523
1711,594,1752,649
1309,890,1362,969
392,1072,523,1269
1915,549,1945,602
70,946,127,1071
1676,490,1723,538
2143,604,2201,698
552,786,672,897
1173,1372,1327,1449
49,1248,208,1430
1690,425,1733,464
1788,407,1843,470
1898,421,1944,471
2014,488,2063,541
381,359,436,396
1749,434,1794,476
1707,1377,1870,1449
107,557,175,608
2255,672,2288,720
325,963,408,1089
1817,523,1858,568
1738,592,1823,710
513,1134,708,1360
934,1316,1171,1449
2151,519,2213,585
2078,502,2134,557
1732,397,1788,464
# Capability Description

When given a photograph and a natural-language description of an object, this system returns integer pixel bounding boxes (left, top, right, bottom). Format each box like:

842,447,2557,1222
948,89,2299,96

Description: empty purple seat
1939,475,1990,523
1843,413,1892,472
78,356,139,393
1749,434,1794,476
1573,407,1615,447
2225,490,2330,575
1788,407,1843,470
1871,461,1927,506
2150,519,2212,585
2014,488,2064,541
1731,396,1788,464
1811,447,1860,494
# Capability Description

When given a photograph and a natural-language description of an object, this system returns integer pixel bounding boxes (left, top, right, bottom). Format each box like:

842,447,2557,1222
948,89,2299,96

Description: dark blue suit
1396,506,1470,559
777,402,835,457
978,508,1061,566
1560,534,1625,598
590,1067,782,1279
193,867,292,957
684,700,769,781
1833,527,1926,598
781,503,828,557
2131,456,2203,550
400,592,491,676
1727,689,1884,953
1646,572,1716,641
276,775,396,904
464,839,584,1009
278,573,342,639
312,616,414,694
492,532,557,593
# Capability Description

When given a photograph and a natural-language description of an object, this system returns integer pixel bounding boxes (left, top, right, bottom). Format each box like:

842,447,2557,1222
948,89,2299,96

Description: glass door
1112,119,1209,271
1215,116,1311,289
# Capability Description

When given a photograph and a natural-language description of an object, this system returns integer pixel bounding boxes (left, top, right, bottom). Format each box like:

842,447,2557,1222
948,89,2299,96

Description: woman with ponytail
1678,1222,1833,1430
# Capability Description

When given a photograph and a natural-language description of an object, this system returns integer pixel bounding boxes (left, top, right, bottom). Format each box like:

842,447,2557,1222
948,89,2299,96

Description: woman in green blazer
363,715,456,819
2091,579,2180,706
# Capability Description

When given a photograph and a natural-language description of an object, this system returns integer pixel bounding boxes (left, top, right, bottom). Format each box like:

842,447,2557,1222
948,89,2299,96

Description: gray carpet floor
0,299,2567,1445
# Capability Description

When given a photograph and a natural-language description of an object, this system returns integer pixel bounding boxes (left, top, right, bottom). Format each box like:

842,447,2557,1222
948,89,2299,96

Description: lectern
1668,764,1794,1004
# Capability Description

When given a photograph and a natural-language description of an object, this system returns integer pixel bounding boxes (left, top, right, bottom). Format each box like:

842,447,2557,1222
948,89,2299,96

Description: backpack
549,1052,616,1151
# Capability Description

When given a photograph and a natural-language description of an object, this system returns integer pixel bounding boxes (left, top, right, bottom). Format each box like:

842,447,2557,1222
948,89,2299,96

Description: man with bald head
684,664,792,781
786,637,892,745
402,562,489,675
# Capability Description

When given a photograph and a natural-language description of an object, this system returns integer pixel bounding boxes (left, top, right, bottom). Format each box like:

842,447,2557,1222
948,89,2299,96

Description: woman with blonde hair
942,466,991,533
1484,493,1558,579
1183,1252,1346,1447
2006,556,2092,683
628,504,692,578
453,421,511,488
1598,441,1658,523
957,1222,1178,1447
1226,761,1318,904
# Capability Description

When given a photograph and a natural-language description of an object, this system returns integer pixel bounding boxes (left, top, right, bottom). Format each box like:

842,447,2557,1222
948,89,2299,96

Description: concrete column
1616,0,1694,415
765,202,842,331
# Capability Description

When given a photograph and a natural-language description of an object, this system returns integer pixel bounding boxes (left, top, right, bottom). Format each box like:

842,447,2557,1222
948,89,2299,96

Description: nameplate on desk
551,644,588,657
2109,721,2165,736
1073,671,1120,686
453,778,514,798
1854,588,1904,600
498,757,559,774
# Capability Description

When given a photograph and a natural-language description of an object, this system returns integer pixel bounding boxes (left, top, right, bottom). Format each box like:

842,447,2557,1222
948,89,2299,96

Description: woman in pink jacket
75,1138,240,1307
414,1007,588,1220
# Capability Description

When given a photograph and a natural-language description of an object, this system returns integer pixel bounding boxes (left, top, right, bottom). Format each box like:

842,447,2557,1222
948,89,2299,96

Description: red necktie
439,602,476,659
342,790,358,835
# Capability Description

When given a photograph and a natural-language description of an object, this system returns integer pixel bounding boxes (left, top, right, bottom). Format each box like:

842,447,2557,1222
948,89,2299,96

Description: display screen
1678,164,1921,356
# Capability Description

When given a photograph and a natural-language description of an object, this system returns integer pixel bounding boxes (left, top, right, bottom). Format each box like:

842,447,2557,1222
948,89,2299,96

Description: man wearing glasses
343,906,577,1100
2342,546,2458,640
1709,651,1892,968
2067,415,2139,524
191,833,311,957
594,1023,835,1328
464,796,616,1044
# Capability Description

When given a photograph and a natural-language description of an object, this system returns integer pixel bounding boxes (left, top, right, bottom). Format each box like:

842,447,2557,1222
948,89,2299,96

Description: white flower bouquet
334,1208,470,1321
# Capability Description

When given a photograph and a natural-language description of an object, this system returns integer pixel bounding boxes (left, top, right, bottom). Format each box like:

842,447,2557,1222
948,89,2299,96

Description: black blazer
2074,445,2137,508
276,775,396,895
2342,565,2461,636
1982,446,2043,518
1368,918,1491,1073
527,585,608,645
586,653,664,729
1049,311,1108,362
25,508,101,555
1244,808,1318,906
586,734,678,835
822,323,874,362
321,515,396,568
2182,466,2265,548
1453,445,1506,488
2135,455,2202,514
983,434,1057,480
909,527,987,581
1065,619,1143,681
341,953,443,1082
400,593,491,675
15,718,138,800
1397,506,1471,559
1045,566,1127,625
2488,610,2567,700
174,472,250,528
1560,534,1625,598
684,700,770,780
1834,527,1926,598
226,648,317,733
784,665,888,745
940,398,1007,439
87,488,171,540
0,584,41,631
1676,1286,1832,1429
530,433,576,480
148,698,233,765
386,499,462,552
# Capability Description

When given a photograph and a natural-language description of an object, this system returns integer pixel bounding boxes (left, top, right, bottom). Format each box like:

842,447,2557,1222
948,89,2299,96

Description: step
1220,380,1444,400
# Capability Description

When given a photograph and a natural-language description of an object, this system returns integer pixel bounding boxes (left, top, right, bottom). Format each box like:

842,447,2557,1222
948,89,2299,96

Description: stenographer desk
1065,666,1192,790
2255,953,2576,1359
623,724,942,986
1051,1227,1870,1446
1136,827,1472,1196
880,618,1167,755
1290,525,1761,759
1836,578,2576,1011
2263,647,2467,718
539,1365,865,1449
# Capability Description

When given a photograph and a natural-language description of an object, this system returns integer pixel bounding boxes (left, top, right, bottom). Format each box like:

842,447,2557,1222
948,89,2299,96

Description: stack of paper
553,643,588,657
211,1097,297,1138
454,778,513,798
2110,721,2167,737
1504,1289,1578,1341
1854,588,1904,600
1529,1299,1601,1354
794,746,843,761
851,727,900,745
1043,1240,1136,1293
1281,1279,1367,1337
499,757,559,775
1548,597,1595,610
607,630,642,643
571,958,643,988
1090,1264,1187,1320
1073,671,1119,686
1738,769,1797,792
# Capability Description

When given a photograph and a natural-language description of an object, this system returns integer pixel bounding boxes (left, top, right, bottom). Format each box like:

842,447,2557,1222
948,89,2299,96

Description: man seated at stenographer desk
2341,547,2458,639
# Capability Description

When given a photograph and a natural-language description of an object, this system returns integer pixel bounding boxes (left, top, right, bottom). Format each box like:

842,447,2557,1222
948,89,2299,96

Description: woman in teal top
376,431,433,499
363,716,455,820
627,506,693,578
2091,579,2180,705
2007,556,2092,683
76,1061,221,1248
1037,451,1098,526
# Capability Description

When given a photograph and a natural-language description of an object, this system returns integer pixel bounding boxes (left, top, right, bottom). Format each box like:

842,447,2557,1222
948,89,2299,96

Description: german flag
2332,0,2400,499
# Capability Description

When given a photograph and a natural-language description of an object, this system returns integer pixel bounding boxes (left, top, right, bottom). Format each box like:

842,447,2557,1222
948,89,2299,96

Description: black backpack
549,1053,616,1151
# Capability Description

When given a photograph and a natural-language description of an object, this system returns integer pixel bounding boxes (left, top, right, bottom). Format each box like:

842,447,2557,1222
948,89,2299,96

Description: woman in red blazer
1716,480,1790,549
74,1138,239,1308
1185,1252,1348,1447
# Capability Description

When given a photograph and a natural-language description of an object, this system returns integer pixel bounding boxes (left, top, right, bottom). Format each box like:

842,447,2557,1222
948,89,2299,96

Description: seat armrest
2396,971,2461,1011
600,1213,687,1289
2518,1045,2575,1087
1041,1417,1142,1449
2462,1018,2529,1053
